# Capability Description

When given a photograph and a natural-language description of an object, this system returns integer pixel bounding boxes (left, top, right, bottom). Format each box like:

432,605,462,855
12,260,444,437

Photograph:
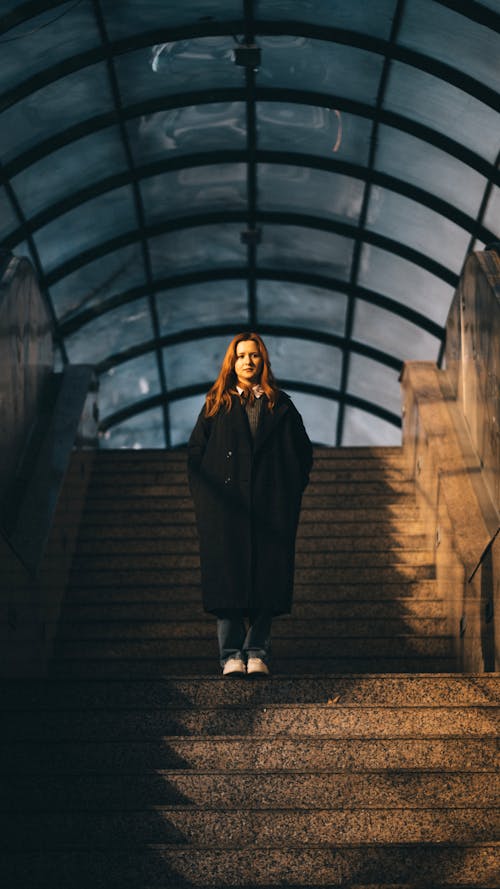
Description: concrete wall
401,249,500,672
0,255,97,676
0,255,53,520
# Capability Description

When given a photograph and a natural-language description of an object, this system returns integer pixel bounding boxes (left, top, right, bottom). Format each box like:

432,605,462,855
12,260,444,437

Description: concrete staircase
3,447,499,887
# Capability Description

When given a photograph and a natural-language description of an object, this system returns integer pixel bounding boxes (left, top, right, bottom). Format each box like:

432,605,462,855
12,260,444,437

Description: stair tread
4,843,499,889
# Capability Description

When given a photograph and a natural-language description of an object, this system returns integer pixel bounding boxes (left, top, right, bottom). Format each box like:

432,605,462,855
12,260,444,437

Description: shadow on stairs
2,447,499,887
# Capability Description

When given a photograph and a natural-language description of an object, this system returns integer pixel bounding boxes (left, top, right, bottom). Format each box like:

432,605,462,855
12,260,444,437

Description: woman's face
234,340,263,387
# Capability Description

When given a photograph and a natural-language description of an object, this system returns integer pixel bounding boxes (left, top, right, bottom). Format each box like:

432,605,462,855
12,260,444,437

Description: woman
187,332,313,677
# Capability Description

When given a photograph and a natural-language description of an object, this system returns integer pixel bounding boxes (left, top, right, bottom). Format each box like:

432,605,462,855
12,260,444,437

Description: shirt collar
237,384,264,398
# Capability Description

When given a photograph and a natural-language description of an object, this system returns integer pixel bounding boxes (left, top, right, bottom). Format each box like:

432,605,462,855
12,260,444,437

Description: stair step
4,842,498,887
92,446,406,462
64,580,439,601
84,481,417,498
88,467,411,485
66,565,436,586
4,806,497,850
4,675,497,708
77,505,422,524
54,617,448,641
2,735,496,772
48,655,459,676
70,537,433,555
7,703,495,741
51,636,454,660
4,770,497,811
67,550,434,569
73,525,431,546
56,599,447,621
79,492,418,509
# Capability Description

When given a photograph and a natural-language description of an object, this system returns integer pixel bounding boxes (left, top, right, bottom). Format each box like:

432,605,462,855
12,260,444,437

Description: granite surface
1,737,496,774
3,843,499,887
4,703,499,742
3,674,498,708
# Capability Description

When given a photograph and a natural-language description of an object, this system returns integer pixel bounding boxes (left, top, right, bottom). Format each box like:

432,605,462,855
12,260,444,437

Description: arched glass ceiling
1,0,499,448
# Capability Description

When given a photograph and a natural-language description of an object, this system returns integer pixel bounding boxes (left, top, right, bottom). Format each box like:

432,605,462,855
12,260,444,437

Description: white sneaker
222,658,246,677
247,657,270,676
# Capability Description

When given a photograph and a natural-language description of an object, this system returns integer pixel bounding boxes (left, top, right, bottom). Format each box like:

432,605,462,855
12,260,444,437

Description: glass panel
261,335,342,389
164,334,232,390
114,39,244,105
376,125,486,219
358,245,454,325
100,407,164,449
0,2,100,92
34,186,136,274
257,103,372,166
399,0,500,93
366,188,470,274
12,128,128,219
0,187,18,240
102,0,241,38
0,63,113,164
11,241,34,262
352,300,441,362
384,62,500,164
259,225,354,279
65,297,153,364
348,354,401,415
483,186,500,238
259,164,364,224
289,392,338,447
257,280,347,335
158,279,248,335
165,333,342,395
141,163,247,225
50,243,146,320
342,406,401,446
149,224,246,277
170,394,206,448
258,38,383,104
256,0,397,38
99,352,160,419
358,244,454,325
128,103,247,164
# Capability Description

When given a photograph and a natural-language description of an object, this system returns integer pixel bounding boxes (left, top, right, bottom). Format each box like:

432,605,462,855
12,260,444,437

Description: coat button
226,450,232,459
224,476,231,484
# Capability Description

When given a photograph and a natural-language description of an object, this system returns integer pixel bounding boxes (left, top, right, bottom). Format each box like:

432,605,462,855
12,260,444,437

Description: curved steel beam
434,0,500,31
94,322,404,376
58,267,444,342
90,0,171,448
98,380,401,434
22,209,458,290
4,150,495,249
0,1,69,33
1,17,499,113
3,0,498,40
4,88,498,185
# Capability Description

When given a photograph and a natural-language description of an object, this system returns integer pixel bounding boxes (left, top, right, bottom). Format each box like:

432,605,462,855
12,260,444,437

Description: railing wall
401,248,500,672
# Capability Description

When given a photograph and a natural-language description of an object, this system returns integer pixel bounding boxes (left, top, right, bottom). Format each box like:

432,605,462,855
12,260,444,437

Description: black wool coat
187,391,313,616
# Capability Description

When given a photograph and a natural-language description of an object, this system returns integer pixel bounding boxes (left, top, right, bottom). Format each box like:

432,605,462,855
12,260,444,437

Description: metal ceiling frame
57,268,444,341
1,0,499,445
2,15,499,113
4,151,495,249
99,381,402,437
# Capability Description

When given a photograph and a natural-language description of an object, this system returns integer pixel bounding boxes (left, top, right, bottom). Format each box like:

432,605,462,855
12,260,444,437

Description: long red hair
205,332,279,417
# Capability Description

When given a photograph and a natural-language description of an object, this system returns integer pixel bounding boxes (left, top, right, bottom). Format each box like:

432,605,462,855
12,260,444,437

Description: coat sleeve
288,401,313,491
186,406,212,496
